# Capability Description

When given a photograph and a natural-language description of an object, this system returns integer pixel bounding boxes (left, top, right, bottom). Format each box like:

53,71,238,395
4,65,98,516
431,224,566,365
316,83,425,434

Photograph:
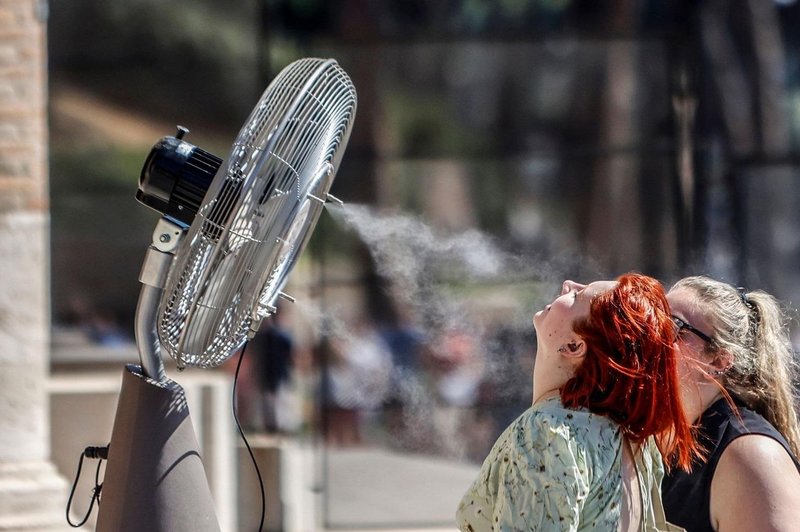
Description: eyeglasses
671,315,713,344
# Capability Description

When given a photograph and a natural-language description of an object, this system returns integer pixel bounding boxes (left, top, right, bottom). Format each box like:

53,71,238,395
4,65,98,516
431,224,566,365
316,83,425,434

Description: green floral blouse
456,396,665,531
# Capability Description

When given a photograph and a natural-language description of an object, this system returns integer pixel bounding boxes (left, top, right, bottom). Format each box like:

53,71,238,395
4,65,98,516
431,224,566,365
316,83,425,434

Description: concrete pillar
0,1,69,530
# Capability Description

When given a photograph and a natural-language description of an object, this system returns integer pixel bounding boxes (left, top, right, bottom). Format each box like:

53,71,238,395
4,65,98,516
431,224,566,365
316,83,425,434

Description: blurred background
8,0,800,530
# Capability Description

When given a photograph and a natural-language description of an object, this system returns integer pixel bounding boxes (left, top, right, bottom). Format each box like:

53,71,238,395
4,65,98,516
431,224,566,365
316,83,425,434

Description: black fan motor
137,126,223,226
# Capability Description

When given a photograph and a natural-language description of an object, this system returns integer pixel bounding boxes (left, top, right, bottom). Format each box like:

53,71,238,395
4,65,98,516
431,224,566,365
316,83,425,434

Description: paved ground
324,447,479,530
239,437,480,531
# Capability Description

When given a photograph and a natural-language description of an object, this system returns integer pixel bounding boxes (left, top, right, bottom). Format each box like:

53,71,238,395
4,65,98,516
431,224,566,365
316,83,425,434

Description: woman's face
667,287,715,364
533,279,616,351
668,286,718,416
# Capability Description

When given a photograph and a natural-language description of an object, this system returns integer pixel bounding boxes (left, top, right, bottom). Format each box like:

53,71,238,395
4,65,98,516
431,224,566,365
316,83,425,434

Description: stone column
0,1,68,530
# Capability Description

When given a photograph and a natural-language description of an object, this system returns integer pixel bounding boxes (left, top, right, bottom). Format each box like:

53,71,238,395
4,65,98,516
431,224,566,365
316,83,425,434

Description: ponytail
732,291,800,457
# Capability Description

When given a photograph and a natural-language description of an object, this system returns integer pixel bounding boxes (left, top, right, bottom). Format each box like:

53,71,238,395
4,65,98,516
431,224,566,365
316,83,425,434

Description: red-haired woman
457,273,697,531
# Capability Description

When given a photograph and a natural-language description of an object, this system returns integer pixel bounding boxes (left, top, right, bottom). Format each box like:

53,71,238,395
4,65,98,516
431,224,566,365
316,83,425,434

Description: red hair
560,272,701,471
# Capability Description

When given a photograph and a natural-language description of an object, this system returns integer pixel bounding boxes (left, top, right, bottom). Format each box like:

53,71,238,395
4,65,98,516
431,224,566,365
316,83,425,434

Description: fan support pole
136,217,186,380
96,218,220,530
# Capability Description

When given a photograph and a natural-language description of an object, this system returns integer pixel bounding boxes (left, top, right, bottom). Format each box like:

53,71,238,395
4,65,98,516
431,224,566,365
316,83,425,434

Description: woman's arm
710,435,800,532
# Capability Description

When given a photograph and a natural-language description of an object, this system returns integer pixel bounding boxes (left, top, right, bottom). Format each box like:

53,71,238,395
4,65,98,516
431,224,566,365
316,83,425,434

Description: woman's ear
558,340,586,359
709,349,734,376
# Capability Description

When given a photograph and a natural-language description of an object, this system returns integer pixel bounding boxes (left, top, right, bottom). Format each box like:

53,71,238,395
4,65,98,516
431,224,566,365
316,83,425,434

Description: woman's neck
685,386,724,423
533,350,575,403
532,387,561,405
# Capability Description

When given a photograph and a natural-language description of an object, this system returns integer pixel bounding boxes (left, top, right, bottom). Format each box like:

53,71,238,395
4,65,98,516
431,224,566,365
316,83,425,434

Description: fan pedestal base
96,364,220,532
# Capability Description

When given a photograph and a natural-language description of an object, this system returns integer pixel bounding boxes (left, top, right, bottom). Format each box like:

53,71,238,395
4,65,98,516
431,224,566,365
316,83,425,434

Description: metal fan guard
157,58,356,368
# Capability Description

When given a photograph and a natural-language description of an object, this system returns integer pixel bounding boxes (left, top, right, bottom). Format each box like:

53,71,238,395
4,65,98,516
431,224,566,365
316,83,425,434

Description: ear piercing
558,342,578,353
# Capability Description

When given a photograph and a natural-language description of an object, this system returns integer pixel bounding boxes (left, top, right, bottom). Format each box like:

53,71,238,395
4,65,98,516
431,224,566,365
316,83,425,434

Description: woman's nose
561,280,586,294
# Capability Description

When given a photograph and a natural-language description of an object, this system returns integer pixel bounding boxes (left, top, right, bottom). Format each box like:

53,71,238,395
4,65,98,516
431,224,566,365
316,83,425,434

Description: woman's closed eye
558,288,578,300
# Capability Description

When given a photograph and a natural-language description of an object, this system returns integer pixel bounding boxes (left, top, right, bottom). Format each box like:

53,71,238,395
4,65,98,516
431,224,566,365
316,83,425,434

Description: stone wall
0,1,68,530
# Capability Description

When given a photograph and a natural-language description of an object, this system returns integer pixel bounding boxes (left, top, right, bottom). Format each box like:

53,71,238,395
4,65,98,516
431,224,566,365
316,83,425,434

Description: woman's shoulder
720,433,799,471
710,434,800,530
703,398,799,468
527,396,620,433
510,396,622,454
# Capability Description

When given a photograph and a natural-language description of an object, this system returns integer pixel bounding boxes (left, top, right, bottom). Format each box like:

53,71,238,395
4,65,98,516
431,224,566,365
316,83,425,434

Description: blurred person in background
379,306,429,452
249,311,295,433
62,293,131,346
663,276,800,531
458,273,697,531
429,326,483,460
322,318,392,446
465,325,534,463
225,309,296,433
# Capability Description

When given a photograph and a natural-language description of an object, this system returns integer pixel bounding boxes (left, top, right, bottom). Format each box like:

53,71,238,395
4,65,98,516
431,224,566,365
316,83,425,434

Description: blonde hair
671,276,800,457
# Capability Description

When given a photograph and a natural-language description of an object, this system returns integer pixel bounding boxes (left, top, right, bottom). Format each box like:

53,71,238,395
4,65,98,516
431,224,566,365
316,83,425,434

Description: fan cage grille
158,58,356,368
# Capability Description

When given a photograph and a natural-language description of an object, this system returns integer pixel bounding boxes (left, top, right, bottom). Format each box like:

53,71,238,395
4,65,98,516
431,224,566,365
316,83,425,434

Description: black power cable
64,349,266,530
66,445,107,527
232,340,266,532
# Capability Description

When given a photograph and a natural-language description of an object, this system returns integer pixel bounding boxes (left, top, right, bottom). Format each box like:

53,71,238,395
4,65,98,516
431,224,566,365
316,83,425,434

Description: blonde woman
663,276,800,531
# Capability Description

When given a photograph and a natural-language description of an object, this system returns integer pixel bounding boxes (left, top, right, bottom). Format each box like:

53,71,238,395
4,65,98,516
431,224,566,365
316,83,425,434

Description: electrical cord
65,347,267,531
64,352,265,530
66,445,107,527
232,340,266,532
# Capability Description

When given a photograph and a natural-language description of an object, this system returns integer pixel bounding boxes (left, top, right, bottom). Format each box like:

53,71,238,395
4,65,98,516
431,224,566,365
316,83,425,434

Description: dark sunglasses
671,315,713,344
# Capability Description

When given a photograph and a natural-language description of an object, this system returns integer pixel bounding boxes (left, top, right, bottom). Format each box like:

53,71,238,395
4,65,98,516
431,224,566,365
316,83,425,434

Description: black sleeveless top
662,398,800,531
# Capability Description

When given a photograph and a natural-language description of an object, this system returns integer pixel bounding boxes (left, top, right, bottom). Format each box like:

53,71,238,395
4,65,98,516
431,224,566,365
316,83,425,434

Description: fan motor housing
137,127,223,226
